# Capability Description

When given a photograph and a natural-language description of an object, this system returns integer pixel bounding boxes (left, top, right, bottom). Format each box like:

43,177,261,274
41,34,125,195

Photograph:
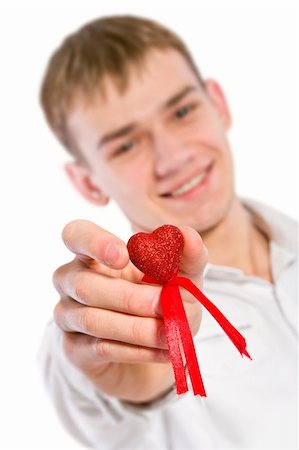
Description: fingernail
105,243,122,266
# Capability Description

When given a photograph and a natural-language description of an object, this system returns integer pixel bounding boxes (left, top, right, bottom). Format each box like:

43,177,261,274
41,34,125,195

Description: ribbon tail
169,284,206,396
173,277,252,360
161,285,188,395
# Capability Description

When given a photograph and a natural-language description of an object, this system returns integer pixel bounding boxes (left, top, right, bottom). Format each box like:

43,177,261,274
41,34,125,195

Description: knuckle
52,262,72,293
73,272,89,303
53,301,64,328
52,265,65,292
79,308,97,334
130,318,144,344
122,287,135,314
122,285,154,316
94,339,110,360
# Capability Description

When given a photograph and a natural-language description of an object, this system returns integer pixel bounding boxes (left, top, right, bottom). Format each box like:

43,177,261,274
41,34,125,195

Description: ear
64,162,109,206
204,79,232,130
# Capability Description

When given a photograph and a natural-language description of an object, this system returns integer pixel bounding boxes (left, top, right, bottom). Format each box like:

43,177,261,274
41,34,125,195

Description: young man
39,15,298,449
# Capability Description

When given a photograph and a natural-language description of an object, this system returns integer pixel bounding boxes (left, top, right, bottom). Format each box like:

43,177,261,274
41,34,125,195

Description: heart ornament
127,225,184,284
127,224,251,397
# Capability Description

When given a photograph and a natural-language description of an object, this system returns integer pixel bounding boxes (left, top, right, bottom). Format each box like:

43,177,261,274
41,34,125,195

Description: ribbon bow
143,272,251,396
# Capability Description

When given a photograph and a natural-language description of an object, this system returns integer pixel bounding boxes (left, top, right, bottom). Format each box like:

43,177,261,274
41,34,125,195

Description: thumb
179,226,208,278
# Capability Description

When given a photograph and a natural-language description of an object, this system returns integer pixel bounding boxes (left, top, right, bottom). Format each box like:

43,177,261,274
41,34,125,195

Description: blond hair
40,15,202,156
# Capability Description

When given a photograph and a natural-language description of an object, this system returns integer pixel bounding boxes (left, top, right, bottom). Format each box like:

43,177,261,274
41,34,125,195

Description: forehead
68,49,202,141
100,48,200,109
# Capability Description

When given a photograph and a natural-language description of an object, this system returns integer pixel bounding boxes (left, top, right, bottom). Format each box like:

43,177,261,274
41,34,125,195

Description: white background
0,0,298,448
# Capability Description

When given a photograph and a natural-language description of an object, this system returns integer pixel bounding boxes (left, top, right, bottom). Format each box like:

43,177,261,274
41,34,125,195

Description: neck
201,197,273,282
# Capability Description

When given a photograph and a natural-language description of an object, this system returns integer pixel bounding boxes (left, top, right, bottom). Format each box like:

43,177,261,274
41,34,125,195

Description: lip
159,163,213,201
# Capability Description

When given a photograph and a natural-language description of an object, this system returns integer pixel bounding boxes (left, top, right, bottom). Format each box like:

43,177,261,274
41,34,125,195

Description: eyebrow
97,85,198,148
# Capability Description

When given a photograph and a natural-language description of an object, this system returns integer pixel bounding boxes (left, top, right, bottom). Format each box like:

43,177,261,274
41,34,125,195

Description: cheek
203,125,233,172
195,112,228,148
97,160,150,199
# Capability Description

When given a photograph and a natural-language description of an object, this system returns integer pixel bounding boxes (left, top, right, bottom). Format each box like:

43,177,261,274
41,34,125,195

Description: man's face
68,49,235,232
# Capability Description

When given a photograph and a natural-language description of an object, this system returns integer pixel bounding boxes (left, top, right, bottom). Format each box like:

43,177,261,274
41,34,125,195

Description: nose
153,129,195,178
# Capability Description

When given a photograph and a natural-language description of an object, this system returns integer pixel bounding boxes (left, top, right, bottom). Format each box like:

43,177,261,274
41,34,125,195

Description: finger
62,332,170,365
62,220,129,269
54,297,168,349
179,226,208,277
53,263,162,317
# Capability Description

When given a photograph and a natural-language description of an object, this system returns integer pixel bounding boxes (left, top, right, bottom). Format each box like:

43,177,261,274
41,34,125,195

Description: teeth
170,171,206,197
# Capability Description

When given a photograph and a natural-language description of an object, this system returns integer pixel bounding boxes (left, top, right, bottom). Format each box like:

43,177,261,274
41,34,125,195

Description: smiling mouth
161,165,212,198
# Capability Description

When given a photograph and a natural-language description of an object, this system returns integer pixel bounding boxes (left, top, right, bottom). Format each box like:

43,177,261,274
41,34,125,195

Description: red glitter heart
127,225,184,284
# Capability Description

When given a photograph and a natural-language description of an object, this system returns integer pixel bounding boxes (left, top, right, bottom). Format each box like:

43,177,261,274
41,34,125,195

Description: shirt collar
205,198,298,281
242,198,298,253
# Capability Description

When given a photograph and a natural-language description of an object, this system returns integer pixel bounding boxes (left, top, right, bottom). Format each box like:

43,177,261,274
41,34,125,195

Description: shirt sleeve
37,320,178,449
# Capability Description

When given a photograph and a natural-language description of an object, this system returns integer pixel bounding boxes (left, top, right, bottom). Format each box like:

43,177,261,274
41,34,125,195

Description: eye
114,140,135,156
175,105,193,119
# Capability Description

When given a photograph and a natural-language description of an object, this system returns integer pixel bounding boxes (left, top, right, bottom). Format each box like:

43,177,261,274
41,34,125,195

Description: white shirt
38,200,298,449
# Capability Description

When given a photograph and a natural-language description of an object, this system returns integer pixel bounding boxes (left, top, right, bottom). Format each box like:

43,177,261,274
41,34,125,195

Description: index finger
62,220,129,269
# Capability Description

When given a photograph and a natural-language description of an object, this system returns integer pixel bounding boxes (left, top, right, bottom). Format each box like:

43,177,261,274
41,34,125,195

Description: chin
147,213,218,233
174,196,233,233
196,195,235,233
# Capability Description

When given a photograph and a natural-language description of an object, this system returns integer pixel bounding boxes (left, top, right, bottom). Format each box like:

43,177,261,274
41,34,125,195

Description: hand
53,220,207,403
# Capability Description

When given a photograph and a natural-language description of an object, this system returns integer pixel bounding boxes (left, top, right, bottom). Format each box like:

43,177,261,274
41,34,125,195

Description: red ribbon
143,273,251,396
